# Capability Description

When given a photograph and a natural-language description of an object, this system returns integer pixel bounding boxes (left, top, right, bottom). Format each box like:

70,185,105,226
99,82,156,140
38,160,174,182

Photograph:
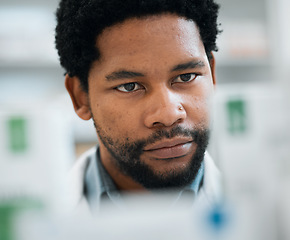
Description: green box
7,117,28,154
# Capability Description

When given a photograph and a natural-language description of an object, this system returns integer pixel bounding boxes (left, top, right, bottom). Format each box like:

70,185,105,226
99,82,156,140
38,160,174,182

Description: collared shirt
84,147,204,212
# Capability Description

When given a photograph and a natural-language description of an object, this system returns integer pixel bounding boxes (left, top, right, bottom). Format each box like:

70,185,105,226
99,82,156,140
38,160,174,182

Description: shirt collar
84,148,120,212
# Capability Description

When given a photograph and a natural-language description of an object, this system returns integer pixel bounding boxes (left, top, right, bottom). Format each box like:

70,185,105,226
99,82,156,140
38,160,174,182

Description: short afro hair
55,0,221,92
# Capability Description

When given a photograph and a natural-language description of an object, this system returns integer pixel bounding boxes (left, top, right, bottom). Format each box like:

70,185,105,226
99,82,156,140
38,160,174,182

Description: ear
65,74,92,120
209,52,217,87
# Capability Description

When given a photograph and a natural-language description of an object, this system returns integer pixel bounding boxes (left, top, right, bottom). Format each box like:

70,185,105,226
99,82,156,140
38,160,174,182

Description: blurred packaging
213,83,290,240
0,100,74,240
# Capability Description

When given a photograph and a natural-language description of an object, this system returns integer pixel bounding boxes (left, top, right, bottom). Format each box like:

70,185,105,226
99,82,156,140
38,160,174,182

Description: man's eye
175,73,197,83
116,82,141,92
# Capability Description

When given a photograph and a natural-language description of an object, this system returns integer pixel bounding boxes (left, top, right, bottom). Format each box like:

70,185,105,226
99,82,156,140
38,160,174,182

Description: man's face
72,14,216,190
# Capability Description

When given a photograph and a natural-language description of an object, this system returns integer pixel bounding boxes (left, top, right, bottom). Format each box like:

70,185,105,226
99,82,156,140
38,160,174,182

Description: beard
94,123,209,190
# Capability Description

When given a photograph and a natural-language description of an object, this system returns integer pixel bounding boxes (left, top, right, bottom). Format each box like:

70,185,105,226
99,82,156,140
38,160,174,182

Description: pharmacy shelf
216,58,271,68
0,0,59,7
0,61,60,69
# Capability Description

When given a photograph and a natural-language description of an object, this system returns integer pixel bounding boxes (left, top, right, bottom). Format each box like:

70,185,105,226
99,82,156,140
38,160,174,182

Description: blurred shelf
0,61,60,69
0,0,59,8
216,58,271,68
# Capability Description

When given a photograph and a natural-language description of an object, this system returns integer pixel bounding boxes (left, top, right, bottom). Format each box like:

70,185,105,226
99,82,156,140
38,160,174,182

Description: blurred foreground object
0,100,74,240
213,83,290,240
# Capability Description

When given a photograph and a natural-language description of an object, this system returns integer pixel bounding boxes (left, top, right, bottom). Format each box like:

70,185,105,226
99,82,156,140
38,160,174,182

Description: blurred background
0,0,289,159
0,0,290,239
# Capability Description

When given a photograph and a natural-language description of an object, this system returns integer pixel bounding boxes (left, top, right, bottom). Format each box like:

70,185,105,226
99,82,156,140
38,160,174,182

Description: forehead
95,14,205,63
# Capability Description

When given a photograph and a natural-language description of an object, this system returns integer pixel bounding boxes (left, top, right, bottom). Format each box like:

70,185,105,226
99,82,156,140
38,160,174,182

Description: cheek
90,99,117,131
95,107,119,130
187,98,209,119
185,85,213,124
93,100,140,137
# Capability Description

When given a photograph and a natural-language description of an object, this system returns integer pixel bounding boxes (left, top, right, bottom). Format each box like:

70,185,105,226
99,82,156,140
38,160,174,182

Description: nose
143,88,186,128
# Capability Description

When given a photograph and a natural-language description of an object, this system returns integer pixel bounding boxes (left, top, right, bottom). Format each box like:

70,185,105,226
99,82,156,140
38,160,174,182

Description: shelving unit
0,1,64,101
214,0,276,84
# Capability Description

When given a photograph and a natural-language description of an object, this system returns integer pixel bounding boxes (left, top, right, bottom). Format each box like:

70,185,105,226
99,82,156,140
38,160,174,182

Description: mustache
142,126,196,146
131,126,209,150
122,126,209,160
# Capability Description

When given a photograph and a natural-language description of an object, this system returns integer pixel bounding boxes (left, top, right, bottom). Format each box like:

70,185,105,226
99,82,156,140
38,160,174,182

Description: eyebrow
171,60,205,72
105,70,145,81
105,60,205,81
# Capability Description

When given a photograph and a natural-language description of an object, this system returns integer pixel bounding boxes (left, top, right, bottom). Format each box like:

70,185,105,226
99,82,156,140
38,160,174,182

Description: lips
143,138,194,159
